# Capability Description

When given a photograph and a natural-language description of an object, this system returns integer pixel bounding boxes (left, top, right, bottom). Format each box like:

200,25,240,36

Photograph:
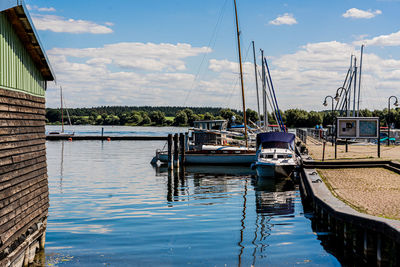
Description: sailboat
48,86,75,137
151,0,259,165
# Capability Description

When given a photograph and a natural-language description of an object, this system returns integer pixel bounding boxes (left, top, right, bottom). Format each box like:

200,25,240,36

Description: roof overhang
1,2,55,82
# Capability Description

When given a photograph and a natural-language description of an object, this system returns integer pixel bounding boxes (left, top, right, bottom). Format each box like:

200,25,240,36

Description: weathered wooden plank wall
0,87,48,264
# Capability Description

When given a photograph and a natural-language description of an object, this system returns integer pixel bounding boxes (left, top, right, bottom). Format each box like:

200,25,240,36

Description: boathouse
0,1,54,266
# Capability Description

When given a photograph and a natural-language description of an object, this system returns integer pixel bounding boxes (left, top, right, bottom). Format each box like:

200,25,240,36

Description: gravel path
318,168,400,220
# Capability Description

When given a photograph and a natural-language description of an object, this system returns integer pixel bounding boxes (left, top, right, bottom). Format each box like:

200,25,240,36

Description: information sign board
337,117,379,139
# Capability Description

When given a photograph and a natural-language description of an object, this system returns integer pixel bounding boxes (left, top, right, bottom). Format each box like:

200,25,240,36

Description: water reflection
153,164,299,266
46,139,340,266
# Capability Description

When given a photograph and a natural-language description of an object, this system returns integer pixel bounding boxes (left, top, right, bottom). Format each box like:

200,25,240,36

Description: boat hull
255,162,296,178
155,151,256,165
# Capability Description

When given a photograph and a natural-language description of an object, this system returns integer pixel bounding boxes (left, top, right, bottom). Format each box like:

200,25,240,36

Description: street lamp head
395,100,399,107
323,101,327,107
334,94,340,102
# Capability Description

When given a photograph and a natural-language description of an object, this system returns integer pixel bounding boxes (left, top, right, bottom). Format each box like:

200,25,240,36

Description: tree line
46,106,398,127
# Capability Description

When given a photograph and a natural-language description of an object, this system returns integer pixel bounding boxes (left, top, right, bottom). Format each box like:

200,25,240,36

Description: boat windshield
262,141,290,149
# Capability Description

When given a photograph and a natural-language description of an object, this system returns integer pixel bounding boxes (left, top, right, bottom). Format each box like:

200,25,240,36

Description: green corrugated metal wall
0,13,46,97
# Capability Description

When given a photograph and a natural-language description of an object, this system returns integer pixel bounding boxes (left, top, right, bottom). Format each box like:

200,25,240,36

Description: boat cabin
193,120,227,130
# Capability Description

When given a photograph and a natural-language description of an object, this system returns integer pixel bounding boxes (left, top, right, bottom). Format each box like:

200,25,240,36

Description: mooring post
179,133,185,165
101,127,104,137
345,139,348,152
167,168,173,202
378,123,381,158
173,133,179,168
168,134,173,169
322,141,326,161
173,168,179,197
334,141,337,159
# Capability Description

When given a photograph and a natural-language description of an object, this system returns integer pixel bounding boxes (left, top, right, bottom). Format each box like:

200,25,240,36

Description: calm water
43,126,340,266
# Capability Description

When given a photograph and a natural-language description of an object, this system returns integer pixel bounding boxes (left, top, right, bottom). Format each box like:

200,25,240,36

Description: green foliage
203,112,214,120
174,110,188,126
46,106,397,128
246,108,259,124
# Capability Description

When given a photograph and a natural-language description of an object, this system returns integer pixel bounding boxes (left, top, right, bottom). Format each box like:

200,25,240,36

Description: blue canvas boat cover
257,132,295,145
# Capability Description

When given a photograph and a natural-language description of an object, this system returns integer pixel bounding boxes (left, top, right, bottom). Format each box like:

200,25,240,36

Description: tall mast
357,44,364,117
252,41,261,126
353,57,357,117
233,0,248,147
60,86,64,133
261,49,267,131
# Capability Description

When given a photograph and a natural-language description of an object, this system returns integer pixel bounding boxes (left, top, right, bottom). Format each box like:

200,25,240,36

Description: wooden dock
46,135,168,141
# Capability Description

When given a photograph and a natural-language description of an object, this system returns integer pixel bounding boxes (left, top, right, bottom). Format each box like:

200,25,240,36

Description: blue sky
24,0,400,111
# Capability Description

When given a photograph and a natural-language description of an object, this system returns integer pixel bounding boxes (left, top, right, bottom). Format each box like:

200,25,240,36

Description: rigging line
258,69,279,125
63,98,72,126
262,60,280,129
182,0,229,106
264,58,284,131
226,41,253,109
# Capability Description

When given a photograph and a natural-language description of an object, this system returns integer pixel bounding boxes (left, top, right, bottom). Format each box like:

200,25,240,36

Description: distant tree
203,112,214,120
284,109,309,127
149,111,166,125
246,109,259,124
182,108,198,126
46,109,61,123
174,110,188,126
219,108,236,121
140,113,151,125
307,111,323,127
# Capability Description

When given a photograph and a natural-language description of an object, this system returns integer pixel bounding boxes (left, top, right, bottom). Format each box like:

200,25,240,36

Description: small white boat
253,132,299,177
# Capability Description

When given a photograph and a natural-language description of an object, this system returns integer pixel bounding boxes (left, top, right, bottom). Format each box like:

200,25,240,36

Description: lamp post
335,87,349,152
323,95,334,145
387,96,399,146
334,87,348,116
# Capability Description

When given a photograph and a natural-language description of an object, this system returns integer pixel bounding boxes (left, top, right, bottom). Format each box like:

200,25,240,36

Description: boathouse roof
0,1,55,81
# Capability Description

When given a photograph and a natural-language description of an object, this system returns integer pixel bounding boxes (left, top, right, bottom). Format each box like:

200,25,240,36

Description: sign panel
337,117,379,139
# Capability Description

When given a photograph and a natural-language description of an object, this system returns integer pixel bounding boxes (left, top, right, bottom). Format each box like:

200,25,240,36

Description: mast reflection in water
45,137,340,266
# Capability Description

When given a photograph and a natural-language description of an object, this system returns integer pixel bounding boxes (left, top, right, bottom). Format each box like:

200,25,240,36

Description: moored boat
253,132,299,177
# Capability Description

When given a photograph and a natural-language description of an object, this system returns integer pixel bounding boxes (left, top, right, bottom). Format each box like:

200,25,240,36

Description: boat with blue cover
252,132,299,177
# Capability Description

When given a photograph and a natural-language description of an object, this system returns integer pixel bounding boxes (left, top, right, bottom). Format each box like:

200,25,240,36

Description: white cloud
44,36,400,111
45,42,213,108
26,5,56,12
31,14,113,34
355,30,400,46
269,13,297,26
49,42,210,71
37,7,56,12
342,8,382,19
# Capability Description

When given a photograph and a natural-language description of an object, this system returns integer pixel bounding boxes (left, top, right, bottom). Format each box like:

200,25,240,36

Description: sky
23,0,400,111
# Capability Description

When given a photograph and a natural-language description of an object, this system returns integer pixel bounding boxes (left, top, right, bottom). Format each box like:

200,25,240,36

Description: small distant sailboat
48,86,74,137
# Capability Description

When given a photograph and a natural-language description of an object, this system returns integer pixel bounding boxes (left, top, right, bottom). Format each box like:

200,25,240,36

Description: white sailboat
48,86,74,137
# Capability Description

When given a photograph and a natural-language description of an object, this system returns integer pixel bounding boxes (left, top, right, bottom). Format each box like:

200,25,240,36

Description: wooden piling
173,133,179,168
179,133,185,165
322,141,326,161
167,134,173,169
167,168,173,202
